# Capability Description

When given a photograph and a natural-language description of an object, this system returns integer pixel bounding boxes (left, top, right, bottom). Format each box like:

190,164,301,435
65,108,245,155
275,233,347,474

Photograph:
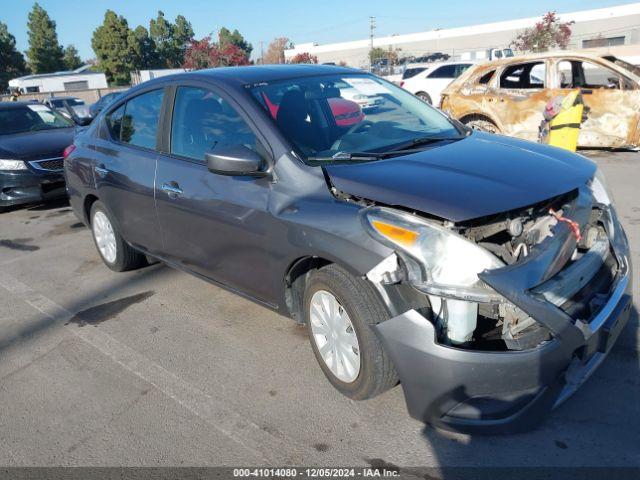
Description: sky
1,0,636,61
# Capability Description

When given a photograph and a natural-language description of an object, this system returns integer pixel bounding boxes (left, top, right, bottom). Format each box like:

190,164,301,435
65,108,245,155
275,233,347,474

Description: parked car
89,91,125,118
440,51,640,148
65,65,631,433
0,101,75,211
400,61,473,105
44,96,92,125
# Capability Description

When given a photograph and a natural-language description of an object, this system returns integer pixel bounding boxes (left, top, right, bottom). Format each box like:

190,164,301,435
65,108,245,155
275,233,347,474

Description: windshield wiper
307,151,384,162
384,135,464,153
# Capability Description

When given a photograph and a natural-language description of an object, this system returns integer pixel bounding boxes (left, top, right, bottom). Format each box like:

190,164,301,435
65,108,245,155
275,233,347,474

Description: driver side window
170,86,258,162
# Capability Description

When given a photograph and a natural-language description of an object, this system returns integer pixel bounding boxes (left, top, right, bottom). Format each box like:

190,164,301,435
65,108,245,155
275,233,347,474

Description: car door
93,88,165,254
485,60,555,142
154,83,275,303
555,58,640,148
425,64,459,105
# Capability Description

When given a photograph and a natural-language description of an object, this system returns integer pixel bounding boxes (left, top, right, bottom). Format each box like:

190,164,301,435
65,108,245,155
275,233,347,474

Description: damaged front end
363,177,632,433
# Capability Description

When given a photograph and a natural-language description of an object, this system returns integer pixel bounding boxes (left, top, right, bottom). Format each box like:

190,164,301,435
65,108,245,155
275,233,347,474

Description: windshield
0,104,73,135
52,98,84,108
250,73,463,163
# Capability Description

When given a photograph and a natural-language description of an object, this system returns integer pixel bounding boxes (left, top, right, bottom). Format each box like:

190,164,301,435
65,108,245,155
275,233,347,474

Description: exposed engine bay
361,188,619,353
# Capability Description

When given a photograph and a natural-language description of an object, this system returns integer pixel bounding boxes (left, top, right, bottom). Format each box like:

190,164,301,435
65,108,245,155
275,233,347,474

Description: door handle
161,182,183,198
94,165,108,177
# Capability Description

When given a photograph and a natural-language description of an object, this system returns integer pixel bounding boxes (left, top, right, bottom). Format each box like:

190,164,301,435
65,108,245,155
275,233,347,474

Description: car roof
141,64,361,88
48,96,81,100
405,61,473,69
0,101,41,110
474,50,628,68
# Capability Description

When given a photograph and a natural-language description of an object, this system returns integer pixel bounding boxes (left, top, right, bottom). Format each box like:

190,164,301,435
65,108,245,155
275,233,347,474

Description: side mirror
205,144,266,176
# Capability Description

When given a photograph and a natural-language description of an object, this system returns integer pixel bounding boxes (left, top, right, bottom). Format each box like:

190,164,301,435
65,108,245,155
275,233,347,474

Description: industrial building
284,3,640,68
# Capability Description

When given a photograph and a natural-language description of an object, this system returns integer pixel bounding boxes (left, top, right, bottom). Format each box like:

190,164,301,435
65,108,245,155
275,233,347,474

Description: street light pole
369,16,376,72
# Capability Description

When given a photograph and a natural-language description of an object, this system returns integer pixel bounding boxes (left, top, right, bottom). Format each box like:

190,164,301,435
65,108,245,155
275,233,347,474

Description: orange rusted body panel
440,51,640,149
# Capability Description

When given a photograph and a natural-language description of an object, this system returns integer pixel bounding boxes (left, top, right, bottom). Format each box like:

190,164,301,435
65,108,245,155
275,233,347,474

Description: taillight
399,81,405,88
63,144,76,159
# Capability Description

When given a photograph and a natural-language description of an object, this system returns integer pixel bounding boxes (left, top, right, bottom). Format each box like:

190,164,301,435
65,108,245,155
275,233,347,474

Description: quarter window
170,86,257,162
478,70,495,84
120,89,164,149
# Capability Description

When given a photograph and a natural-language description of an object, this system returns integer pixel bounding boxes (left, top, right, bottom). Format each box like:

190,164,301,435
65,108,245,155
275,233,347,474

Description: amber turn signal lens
371,220,419,247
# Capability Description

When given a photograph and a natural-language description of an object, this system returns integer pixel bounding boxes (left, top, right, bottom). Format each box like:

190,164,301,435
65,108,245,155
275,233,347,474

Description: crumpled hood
0,128,76,161
323,132,597,222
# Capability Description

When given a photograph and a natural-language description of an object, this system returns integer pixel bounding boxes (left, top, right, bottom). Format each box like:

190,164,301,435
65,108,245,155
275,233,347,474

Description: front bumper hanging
375,186,633,434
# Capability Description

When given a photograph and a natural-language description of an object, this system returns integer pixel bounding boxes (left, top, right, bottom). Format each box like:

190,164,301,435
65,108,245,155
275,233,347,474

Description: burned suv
64,65,632,433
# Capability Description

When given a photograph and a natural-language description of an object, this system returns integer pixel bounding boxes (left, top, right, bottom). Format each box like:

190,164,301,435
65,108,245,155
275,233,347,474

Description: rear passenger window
429,65,457,79
500,62,546,89
456,64,472,77
402,67,426,80
120,89,164,149
170,86,257,162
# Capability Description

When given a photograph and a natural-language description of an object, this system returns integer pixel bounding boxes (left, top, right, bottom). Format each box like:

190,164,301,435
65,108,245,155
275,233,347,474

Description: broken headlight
591,168,613,206
362,207,504,303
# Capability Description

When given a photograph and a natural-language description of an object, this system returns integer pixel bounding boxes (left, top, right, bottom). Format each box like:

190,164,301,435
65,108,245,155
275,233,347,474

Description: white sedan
400,61,473,106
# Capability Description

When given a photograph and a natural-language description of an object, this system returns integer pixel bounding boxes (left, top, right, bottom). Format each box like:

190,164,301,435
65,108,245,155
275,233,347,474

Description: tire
463,117,499,134
90,201,146,272
416,91,432,105
304,264,398,400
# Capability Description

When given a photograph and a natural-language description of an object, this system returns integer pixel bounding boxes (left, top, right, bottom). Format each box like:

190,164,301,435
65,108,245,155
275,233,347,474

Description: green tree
92,10,135,85
172,15,194,66
150,11,193,68
129,25,159,69
368,47,386,64
26,2,65,73
62,44,83,70
218,27,252,59
0,21,27,91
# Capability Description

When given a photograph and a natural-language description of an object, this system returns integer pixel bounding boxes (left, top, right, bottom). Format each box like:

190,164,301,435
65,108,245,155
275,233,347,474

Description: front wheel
304,264,398,400
90,201,146,272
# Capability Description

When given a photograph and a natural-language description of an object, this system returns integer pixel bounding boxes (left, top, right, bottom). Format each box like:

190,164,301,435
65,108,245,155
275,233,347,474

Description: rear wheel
304,264,397,400
463,117,499,134
90,201,146,272
416,91,432,105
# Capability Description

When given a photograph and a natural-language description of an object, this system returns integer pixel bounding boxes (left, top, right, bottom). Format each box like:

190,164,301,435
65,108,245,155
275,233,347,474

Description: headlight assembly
0,159,27,171
591,168,613,205
361,207,504,303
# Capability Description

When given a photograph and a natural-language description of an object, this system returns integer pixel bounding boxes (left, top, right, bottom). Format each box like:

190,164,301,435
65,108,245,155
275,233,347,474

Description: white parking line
0,271,299,464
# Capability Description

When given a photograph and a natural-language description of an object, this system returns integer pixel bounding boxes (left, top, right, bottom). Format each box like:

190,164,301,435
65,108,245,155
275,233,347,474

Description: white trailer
8,66,108,94
130,69,188,85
